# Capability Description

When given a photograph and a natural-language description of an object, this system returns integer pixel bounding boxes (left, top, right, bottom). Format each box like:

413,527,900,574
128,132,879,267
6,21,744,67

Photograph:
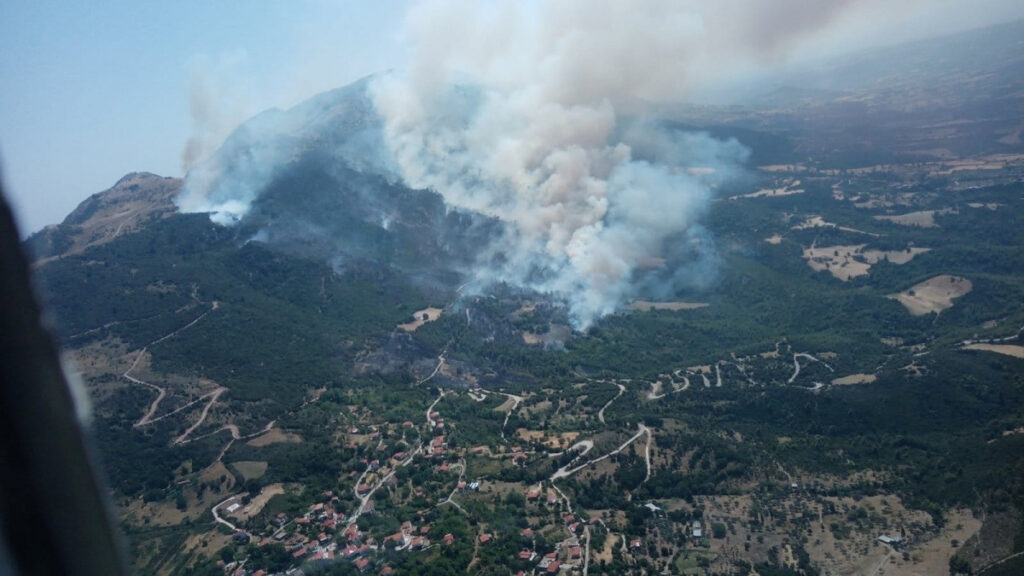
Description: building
877,535,903,548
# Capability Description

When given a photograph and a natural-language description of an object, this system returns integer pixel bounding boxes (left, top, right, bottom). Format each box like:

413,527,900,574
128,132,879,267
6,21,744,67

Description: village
201,381,722,576
186,321,968,576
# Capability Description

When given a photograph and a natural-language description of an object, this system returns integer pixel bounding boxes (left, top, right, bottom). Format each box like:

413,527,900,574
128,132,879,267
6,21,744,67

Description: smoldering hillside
177,0,934,328
175,75,751,328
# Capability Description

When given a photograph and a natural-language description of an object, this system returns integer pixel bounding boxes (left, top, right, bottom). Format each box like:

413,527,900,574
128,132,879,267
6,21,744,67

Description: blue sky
0,1,409,233
2,0,1023,234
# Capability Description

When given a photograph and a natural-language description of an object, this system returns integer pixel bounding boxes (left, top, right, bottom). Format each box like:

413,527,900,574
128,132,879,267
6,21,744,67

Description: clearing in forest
889,275,972,315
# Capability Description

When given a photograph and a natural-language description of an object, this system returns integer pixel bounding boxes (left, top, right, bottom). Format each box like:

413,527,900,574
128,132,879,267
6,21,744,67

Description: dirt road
598,383,625,424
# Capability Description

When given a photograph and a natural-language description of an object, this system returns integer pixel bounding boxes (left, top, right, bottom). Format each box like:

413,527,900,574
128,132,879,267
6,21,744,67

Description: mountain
24,21,1024,576
26,172,181,263
177,76,500,291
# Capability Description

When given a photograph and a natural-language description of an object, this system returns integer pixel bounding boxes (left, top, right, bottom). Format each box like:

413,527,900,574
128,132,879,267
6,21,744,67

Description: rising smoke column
370,1,770,328
175,0,887,328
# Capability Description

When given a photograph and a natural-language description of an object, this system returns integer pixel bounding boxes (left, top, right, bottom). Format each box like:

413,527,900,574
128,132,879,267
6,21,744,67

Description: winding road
127,302,219,428
960,322,1024,346
417,354,446,386
475,387,524,440
597,383,625,424
788,353,834,384
212,495,241,533
126,348,165,428
551,424,649,480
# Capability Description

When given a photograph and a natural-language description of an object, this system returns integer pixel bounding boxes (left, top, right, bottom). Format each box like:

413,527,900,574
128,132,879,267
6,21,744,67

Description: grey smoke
180,53,253,174
369,0,769,327
177,0,893,328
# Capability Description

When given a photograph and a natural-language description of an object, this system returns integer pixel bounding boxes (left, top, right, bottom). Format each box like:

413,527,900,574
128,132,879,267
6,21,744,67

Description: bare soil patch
831,373,877,385
199,461,233,486
803,245,871,280
516,429,546,442
397,307,443,332
515,428,579,449
791,215,877,236
874,210,952,227
731,178,804,199
792,215,831,230
963,344,1024,359
230,461,268,481
884,509,981,576
226,483,284,521
803,245,930,281
33,174,181,265
121,497,189,527
176,530,234,573
521,323,571,346
889,275,972,315
494,397,517,412
867,247,930,265
68,337,132,378
757,164,806,172
928,154,1024,175
246,428,303,447
967,202,1001,210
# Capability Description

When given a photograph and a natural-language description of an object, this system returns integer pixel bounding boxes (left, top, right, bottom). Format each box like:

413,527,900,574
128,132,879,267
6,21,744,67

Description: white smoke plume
368,0,809,328
178,0,903,328
180,53,253,174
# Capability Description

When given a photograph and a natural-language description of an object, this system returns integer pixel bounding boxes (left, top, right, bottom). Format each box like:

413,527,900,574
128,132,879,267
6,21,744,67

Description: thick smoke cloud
178,0,898,328
369,0,782,327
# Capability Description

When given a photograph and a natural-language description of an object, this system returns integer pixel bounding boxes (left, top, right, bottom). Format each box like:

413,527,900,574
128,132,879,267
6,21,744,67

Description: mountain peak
26,173,181,262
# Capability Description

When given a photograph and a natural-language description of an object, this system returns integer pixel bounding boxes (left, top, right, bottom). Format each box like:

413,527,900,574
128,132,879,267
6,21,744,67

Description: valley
22,19,1024,576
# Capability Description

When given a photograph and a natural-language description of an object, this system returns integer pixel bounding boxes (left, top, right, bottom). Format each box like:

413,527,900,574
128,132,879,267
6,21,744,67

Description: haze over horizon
3,0,1024,235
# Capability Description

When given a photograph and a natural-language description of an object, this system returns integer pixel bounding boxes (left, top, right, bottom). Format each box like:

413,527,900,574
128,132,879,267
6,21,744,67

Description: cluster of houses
217,491,399,576
493,509,597,574
217,448,487,576
524,486,562,506
382,520,433,551
219,565,305,576
219,396,701,576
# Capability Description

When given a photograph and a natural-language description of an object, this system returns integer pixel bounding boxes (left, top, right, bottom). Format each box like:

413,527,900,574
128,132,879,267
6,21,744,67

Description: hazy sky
2,0,1023,234
0,0,410,234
